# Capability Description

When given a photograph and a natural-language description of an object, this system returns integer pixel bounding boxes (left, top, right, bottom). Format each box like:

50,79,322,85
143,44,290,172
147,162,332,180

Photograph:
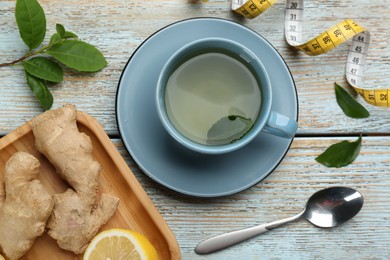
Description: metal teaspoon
195,186,364,255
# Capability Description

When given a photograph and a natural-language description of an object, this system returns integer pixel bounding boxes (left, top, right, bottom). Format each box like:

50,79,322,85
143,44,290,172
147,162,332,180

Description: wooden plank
0,110,180,260
1,0,390,135
1,0,389,259
112,136,390,259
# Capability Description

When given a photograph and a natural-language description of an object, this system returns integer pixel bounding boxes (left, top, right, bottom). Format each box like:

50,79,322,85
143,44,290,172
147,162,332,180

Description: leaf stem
0,44,51,67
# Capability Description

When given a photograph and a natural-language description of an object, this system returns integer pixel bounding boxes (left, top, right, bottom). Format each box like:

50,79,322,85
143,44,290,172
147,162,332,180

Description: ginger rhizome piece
0,152,54,260
30,104,120,254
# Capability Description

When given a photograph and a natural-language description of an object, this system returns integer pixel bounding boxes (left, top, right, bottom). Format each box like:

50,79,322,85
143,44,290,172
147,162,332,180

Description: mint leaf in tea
207,115,253,145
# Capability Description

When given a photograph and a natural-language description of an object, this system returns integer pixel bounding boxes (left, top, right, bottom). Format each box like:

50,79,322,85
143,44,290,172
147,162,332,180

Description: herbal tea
164,52,262,145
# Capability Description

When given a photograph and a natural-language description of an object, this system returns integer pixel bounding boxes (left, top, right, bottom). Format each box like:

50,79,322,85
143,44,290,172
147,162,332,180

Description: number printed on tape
231,0,389,107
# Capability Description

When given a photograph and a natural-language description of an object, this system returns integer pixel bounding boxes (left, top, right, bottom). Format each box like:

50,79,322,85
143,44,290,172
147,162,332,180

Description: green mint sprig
0,0,107,110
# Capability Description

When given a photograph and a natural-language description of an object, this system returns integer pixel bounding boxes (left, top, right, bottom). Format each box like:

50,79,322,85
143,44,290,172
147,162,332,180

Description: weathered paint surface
1,0,390,259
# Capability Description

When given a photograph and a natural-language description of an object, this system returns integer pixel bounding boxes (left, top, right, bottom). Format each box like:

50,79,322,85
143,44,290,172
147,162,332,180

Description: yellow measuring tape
231,0,389,107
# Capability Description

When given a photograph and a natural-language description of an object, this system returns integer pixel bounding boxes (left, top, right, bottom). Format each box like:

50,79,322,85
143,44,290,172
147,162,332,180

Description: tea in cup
156,37,297,154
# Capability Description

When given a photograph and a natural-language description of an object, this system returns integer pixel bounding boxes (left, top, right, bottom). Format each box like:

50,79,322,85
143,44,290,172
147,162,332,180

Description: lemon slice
83,228,158,260
0,254,4,260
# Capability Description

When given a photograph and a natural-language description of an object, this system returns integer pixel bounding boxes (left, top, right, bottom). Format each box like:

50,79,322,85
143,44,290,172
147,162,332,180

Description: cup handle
263,111,298,138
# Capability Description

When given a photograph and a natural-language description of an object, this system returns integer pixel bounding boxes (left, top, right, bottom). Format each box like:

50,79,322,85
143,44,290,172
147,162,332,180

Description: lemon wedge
0,254,4,260
83,228,158,260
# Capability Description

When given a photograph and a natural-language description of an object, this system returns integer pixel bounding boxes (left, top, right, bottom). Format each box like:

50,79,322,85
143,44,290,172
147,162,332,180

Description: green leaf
51,24,77,44
15,0,46,50
50,33,62,45
55,24,78,39
56,23,65,38
25,72,53,110
315,136,362,168
207,115,253,145
46,40,107,72
23,57,63,83
63,31,78,39
335,82,370,118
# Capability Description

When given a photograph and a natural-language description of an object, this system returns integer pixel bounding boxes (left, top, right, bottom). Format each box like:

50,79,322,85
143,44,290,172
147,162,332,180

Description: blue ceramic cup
156,37,297,154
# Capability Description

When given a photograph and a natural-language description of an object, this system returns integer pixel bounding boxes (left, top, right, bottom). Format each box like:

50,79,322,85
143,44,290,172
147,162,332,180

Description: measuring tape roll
231,0,389,107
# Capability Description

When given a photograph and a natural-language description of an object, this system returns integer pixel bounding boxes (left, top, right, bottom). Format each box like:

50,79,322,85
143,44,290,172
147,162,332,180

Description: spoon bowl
195,187,364,255
305,186,363,228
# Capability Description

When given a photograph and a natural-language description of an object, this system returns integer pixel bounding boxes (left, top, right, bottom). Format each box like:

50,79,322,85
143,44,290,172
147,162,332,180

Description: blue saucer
116,18,298,197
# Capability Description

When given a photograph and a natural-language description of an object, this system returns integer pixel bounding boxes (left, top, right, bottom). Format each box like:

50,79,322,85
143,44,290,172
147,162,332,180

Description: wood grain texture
0,112,180,260
1,0,390,259
113,137,390,259
1,0,390,135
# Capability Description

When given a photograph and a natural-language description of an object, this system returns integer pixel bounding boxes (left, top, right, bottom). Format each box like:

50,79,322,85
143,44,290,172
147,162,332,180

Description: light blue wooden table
1,0,389,259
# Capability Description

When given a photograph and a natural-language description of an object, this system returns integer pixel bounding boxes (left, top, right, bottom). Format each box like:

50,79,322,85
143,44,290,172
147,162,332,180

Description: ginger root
0,152,54,260
30,104,119,254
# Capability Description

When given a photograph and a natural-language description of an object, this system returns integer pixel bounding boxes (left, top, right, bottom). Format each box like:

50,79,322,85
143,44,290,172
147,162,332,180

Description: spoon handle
195,211,304,255
195,223,269,254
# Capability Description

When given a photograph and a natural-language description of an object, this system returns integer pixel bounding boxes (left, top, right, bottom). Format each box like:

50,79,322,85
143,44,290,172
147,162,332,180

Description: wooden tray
0,111,181,260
